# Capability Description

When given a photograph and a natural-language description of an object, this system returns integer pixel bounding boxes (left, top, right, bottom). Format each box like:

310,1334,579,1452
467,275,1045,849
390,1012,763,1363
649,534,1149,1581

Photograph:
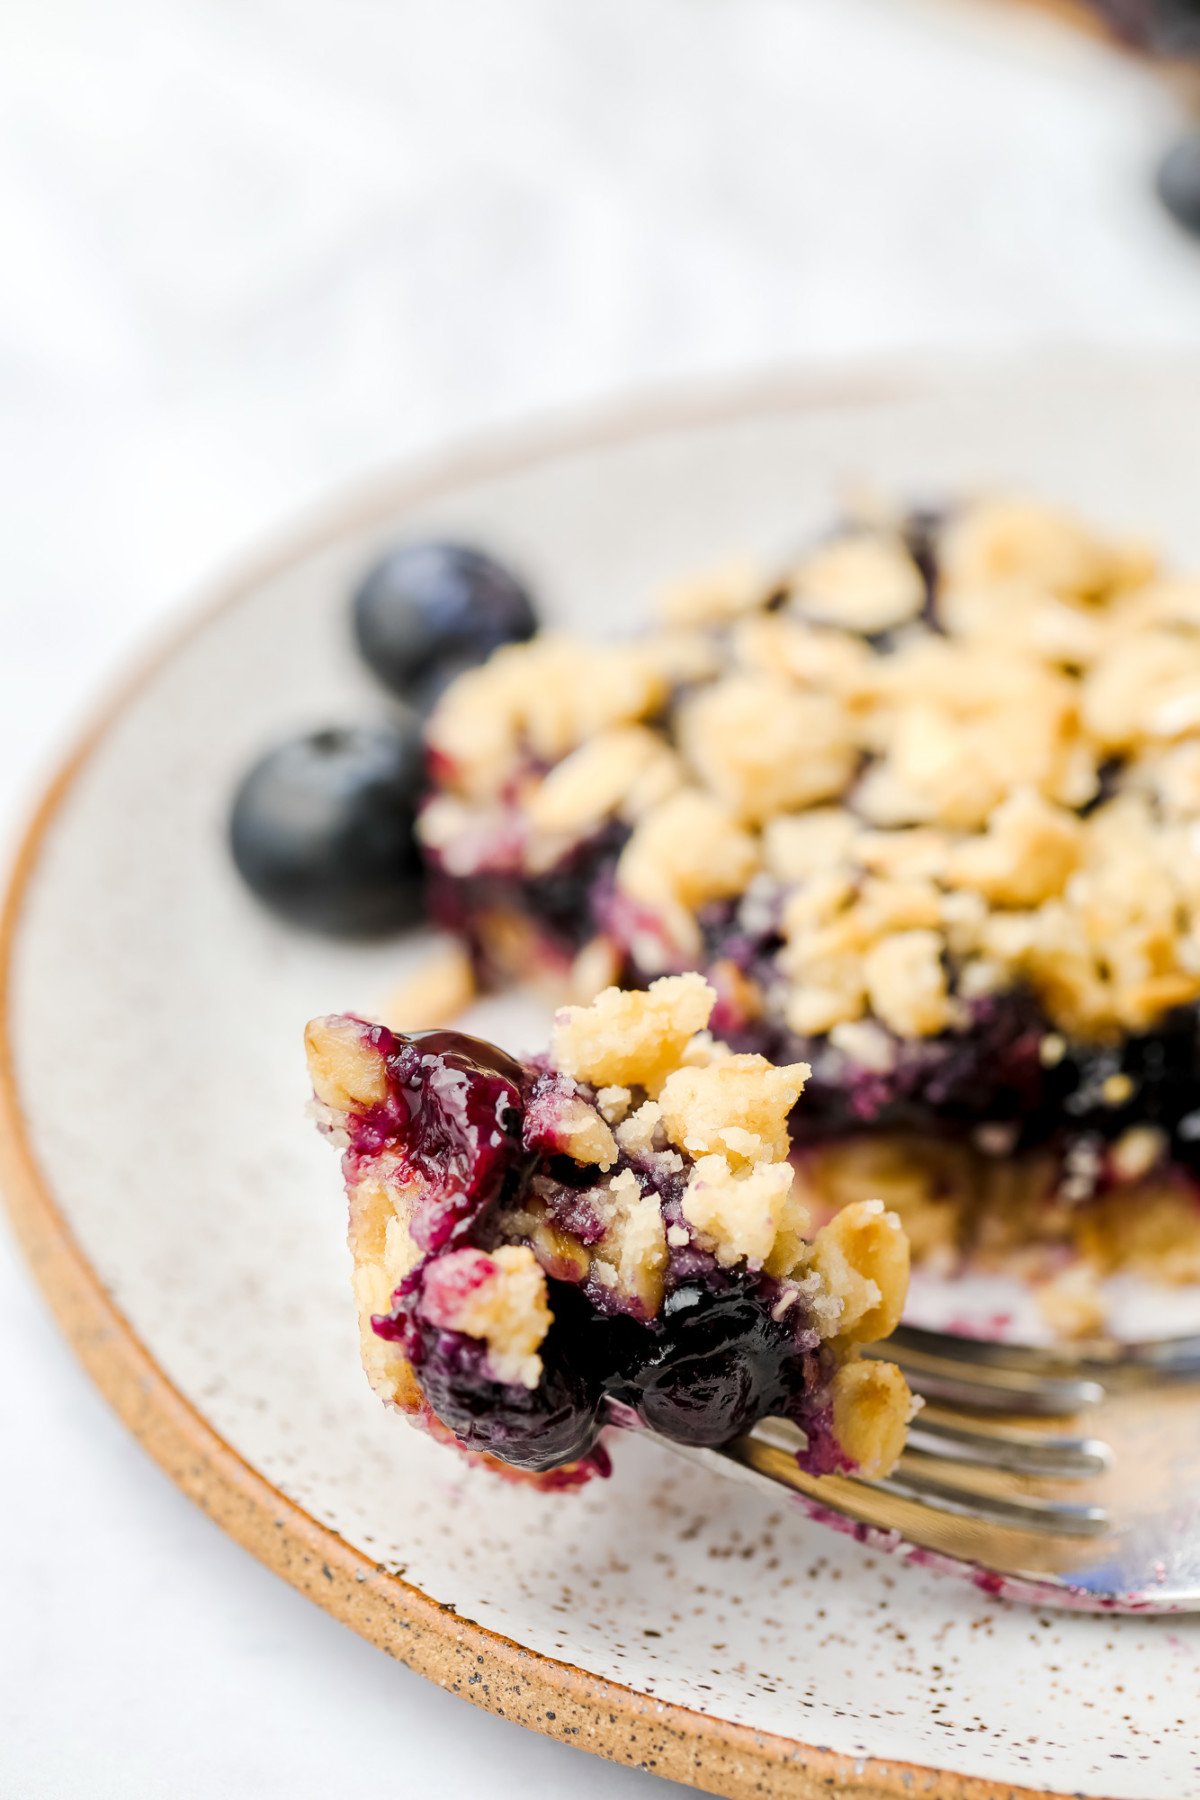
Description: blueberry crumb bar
306,975,915,1483
417,497,1200,1330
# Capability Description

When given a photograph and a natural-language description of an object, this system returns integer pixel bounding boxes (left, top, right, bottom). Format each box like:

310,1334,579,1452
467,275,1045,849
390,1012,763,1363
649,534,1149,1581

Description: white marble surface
3,1,1200,1795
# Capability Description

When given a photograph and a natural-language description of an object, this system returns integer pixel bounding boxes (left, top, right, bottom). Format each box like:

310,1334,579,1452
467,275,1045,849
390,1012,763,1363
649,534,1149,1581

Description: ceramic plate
5,361,1200,1800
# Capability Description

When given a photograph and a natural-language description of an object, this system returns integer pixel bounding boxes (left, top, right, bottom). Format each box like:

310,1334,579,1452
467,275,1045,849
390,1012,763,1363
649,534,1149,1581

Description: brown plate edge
0,369,1096,1800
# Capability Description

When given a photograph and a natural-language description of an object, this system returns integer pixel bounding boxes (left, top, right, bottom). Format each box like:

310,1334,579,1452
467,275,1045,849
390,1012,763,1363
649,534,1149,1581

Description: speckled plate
5,362,1200,1800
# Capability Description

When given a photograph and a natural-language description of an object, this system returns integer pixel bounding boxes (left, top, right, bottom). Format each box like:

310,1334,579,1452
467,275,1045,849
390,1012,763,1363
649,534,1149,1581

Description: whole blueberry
1157,135,1200,239
353,540,538,698
620,1284,794,1448
414,1319,602,1473
229,722,425,935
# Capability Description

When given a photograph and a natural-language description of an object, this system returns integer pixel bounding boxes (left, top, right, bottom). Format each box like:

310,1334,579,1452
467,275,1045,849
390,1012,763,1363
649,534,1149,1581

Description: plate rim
0,369,1100,1800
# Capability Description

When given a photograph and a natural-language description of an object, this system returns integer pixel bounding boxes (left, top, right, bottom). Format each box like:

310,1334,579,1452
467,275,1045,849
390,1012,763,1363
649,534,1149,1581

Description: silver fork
659,1324,1200,1613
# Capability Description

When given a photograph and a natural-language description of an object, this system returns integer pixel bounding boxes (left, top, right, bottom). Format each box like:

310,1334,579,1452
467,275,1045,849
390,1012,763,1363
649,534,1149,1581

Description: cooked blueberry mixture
416,497,1200,1332
306,977,914,1481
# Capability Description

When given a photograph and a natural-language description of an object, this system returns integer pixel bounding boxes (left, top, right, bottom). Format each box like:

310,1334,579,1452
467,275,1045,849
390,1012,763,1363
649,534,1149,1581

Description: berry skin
412,1320,603,1473
353,540,538,698
229,723,424,935
1158,135,1200,240
616,1283,795,1448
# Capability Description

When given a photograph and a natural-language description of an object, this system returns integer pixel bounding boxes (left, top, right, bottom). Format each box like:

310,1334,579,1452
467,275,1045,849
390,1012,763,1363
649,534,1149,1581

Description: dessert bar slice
417,497,1200,1326
306,974,915,1483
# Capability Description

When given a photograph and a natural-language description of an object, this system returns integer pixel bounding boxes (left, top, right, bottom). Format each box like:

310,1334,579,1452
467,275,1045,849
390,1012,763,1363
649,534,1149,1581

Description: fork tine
665,1429,1113,1540
742,1418,1111,1533
870,1464,1110,1537
907,1411,1112,1480
867,1338,1105,1415
889,1321,1200,1383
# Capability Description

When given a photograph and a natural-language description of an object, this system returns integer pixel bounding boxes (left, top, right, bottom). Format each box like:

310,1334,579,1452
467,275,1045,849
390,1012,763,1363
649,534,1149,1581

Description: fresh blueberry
353,540,538,698
229,722,425,934
1157,135,1200,239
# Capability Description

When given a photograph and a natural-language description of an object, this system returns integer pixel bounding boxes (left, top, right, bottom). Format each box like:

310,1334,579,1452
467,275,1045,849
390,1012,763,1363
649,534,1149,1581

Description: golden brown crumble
526,725,683,838
615,789,760,958
830,1359,919,1478
807,1199,909,1346
551,1094,620,1170
677,676,858,824
680,1155,801,1273
790,531,925,635
657,558,768,628
427,635,666,800
544,986,912,1372
348,1170,424,1411
423,493,1200,1044
550,971,716,1092
305,1015,389,1112
657,1054,810,1164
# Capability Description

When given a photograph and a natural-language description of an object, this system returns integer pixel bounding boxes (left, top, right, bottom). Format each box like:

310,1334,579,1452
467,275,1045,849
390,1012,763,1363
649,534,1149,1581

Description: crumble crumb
614,1100,664,1159
305,1015,389,1112
808,1198,910,1345
551,972,716,1093
526,725,683,838
762,807,858,884
595,1084,632,1125
830,1358,917,1478
544,1092,620,1170
420,1245,552,1388
790,531,925,635
428,635,666,799
677,675,858,823
382,942,476,1032
862,928,958,1039
616,788,760,956
681,1154,805,1271
658,1054,809,1165
942,788,1082,908
589,1166,669,1313
657,557,767,628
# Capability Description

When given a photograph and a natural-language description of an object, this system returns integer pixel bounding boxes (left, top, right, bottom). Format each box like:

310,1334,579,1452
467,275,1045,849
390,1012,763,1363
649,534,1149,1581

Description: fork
659,1323,1200,1614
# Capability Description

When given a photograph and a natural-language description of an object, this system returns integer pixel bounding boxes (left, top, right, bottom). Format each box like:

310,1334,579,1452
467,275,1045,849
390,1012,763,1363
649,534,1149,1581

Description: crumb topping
550,971,716,1092
682,1155,802,1272
420,1245,552,1387
424,494,1200,1044
830,1358,918,1478
677,676,858,823
305,1015,389,1111
791,531,925,634
658,1054,809,1164
615,789,760,957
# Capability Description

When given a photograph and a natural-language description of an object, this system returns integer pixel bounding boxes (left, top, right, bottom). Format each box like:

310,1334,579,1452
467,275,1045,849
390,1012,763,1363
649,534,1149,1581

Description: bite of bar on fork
305,973,918,1487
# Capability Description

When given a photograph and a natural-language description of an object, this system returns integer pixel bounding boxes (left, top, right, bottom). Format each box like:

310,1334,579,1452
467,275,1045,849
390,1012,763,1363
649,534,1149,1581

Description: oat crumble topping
422,494,1200,1049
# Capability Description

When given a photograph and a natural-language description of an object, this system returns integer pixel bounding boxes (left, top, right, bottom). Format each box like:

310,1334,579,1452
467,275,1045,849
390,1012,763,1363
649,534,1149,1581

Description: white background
3,2,1200,1795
